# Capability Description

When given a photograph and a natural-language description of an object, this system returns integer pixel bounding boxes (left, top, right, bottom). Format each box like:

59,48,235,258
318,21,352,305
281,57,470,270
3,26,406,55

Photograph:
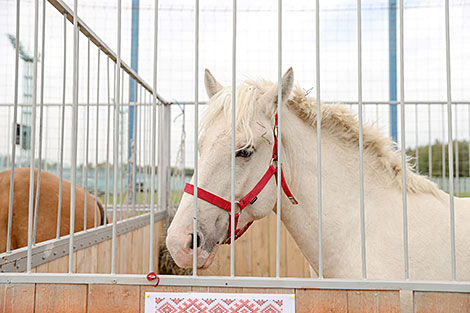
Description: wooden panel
251,217,269,277
347,290,400,313
235,223,252,276
414,292,470,313
285,232,305,278
88,284,140,313
0,284,35,313
35,284,87,313
295,289,348,313
76,244,98,273
96,239,112,273
140,286,191,313
242,288,295,295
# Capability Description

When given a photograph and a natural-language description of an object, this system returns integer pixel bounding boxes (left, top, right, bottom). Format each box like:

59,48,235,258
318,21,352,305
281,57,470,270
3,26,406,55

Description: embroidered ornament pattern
145,293,295,313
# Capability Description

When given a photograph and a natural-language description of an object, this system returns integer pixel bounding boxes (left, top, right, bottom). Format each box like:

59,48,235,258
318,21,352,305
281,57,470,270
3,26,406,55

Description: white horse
167,68,470,281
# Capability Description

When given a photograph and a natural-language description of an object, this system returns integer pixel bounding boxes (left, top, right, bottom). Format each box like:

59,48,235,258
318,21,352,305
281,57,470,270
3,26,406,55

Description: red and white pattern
145,292,295,313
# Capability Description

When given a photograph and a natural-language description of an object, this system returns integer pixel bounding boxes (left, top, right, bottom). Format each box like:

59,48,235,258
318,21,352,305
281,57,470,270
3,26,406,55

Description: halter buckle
270,158,278,169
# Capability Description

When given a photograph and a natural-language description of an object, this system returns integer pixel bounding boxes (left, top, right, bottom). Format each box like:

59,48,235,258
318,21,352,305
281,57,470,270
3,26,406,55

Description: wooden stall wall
2,283,470,313
32,220,164,274
199,212,314,278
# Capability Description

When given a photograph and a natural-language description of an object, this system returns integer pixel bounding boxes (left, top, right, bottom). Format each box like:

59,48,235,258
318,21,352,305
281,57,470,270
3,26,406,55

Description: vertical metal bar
143,94,148,207
399,0,409,280
82,37,91,231
415,104,419,173
428,104,432,178
389,0,398,143
442,104,446,181
454,105,459,195
112,0,122,274
444,0,456,281
149,0,159,272
275,0,282,279
119,69,124,220
357,0,367,280
132,80,138,216
105,57,111,224
230,0,237,277
26,0,40,272
94,48,100,228
315,0,323,279
33,0,47,245
193,0,199,276
7,0,21,252
68,0,80,273
56,12,67,239
138,91,144,211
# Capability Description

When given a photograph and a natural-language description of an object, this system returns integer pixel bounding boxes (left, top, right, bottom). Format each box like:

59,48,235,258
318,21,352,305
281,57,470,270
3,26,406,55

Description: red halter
184,114,298,245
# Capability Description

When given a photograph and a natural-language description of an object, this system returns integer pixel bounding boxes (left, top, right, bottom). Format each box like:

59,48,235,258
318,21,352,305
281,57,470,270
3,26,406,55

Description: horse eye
236,147,254,158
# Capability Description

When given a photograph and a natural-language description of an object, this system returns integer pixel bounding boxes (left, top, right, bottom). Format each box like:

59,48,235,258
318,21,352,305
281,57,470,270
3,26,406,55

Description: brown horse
0,168,105,253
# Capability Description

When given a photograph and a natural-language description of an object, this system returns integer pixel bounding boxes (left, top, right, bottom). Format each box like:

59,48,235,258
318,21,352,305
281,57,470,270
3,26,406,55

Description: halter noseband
184,114,298,245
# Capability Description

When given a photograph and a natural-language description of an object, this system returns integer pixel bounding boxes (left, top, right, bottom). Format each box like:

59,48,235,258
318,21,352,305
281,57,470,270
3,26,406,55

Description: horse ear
204,69,223,99
261,67,294,108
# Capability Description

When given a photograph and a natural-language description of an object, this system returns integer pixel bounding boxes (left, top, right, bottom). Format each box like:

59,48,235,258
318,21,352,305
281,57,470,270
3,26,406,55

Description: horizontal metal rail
46,0,168,104
1,274,470,293
167,100,470,105
0,211,164,273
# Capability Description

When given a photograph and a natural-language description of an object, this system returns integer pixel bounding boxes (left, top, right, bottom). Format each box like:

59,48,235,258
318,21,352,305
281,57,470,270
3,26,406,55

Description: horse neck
278,106,404,275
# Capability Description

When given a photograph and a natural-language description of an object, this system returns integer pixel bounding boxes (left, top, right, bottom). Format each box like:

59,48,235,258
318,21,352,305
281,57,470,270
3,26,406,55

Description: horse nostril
189,233,202,249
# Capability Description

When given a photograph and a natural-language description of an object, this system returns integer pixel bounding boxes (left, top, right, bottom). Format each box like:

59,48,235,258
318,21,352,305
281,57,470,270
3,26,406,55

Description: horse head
166,68,295,269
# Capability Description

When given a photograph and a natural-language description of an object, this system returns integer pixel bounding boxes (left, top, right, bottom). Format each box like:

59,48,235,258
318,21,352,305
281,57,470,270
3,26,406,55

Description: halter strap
184,113,298,245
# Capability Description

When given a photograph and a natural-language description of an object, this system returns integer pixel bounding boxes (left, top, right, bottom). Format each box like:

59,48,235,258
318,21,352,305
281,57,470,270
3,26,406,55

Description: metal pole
389,0,398,143
6,0,21,253
26,0,40,273
357,0,367,280
94,48,100,228
105,57,111,224
68,0,80,273
83,37,91,230
193,0,199,276
111,0,122,274
315,0,323,279
275,0,282,279
428,104,432,178
415,104,419,173
56,13,67,239
444,0,456,281
230,0,237,277
149,0,159,272
399,0,409,280
33,0,47,245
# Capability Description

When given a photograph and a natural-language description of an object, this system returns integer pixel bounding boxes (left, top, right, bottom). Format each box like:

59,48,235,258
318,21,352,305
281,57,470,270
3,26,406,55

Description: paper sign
145,292,295,313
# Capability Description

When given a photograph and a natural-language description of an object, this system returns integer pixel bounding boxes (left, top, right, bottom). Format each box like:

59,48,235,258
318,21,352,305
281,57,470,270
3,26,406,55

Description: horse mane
202,79,442,197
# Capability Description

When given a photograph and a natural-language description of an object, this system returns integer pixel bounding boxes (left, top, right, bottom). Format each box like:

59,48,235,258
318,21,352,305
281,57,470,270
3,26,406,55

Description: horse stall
1,0,470,312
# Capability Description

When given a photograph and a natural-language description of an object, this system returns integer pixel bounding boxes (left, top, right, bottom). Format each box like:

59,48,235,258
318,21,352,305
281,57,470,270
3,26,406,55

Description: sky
0,0,469,171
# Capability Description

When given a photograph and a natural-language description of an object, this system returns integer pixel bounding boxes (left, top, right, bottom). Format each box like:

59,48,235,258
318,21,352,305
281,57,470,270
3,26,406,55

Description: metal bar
415,104,419,173
275,0,282,279
428,104,432,177
6,0,21,252
2,274,470,293
149,0,159,273
26,0,40,273
193,0,200,276
111,0,122,274
46,0,166,102
399,0,409,280
455,105,459,195
444,0,456,281
56,12,67,239
83,37,91,230
94,48,100,229
389,0,398,142
68,0,80,274
104,57,111,223
33,0,47,245
131,80,138,216
230,0,236,277
442,104,446,180
357,0,367,280
315,0,323,279
119,69,125,221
